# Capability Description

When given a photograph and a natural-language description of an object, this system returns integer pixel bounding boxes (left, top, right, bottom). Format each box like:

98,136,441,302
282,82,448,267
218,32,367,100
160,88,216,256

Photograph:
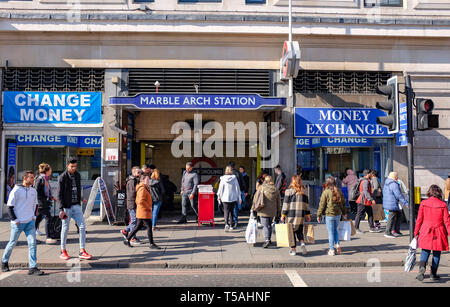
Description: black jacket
242,173,250,194
58,170,82,210
126,175,139,210
232,169,245,192
150,179,166,203
34,175,52,209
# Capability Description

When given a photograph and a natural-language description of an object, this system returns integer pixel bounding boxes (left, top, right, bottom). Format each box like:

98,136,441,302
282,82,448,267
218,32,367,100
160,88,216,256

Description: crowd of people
1,158,449,283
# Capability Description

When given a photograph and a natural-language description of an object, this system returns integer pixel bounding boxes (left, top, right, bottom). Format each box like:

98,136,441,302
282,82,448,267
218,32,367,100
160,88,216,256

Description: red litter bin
197,185,215,227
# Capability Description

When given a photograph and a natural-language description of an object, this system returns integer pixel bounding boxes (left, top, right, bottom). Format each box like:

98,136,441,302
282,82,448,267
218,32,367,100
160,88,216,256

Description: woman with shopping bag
281,175,311,256
317,177,347,256
250,176,281,248
414,185,450,282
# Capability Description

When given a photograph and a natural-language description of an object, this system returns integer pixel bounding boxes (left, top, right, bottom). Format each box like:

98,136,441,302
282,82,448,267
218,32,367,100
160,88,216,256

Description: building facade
1,0,449,216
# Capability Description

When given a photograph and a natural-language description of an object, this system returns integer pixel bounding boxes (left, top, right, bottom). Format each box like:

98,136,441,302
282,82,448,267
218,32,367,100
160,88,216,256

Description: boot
416,261,426,282
430,267,440,281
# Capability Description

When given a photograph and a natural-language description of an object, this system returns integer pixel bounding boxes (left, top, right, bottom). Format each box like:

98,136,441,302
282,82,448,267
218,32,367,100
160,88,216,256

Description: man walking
274,165,287,200
178,162,199,224
58,157,93,260
121,166,142,244
2,171,45,275
239,166,250,210
354,169,381,234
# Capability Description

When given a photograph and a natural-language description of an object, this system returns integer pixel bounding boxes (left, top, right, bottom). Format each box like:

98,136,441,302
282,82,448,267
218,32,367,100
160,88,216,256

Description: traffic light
416,98,439,130
375,76,399,134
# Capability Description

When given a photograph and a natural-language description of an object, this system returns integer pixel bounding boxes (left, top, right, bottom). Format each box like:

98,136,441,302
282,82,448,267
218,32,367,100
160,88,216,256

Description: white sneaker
36,230,45,236
328,249,336,256
289,249,297,256
229,226,234,231
300,244,307,255
224,225,230,232
257,223,263,229
335,244,342,255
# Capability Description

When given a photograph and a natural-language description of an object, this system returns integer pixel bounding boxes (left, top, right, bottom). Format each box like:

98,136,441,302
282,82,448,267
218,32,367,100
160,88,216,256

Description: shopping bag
372,203,386,221
405,238,417,272
338,220,352,241
303,223,315,244
349,219,356,236
245,217,258,244
275,223,295,247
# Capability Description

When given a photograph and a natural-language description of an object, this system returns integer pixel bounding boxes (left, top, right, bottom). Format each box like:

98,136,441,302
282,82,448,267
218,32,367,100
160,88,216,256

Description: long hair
264,175,274,185
427,184,443,200
289,175,303,195
326,176,344,204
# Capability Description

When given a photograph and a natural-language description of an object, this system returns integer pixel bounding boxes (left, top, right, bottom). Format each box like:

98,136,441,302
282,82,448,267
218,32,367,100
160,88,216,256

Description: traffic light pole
405,75,415,242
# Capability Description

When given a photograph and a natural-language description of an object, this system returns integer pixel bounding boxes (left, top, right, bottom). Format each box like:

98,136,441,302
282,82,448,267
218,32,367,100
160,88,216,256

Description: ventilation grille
294,70,392,94
128,69,272,96
3,68,105,92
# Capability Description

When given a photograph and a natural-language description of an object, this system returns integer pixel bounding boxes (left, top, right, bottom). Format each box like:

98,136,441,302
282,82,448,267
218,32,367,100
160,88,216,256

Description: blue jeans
420,249,441,271
61,205,86,250
325,215,341,251
125,209,137,239
152,201,162,227
2,220,37,269
233,193,246,224
181,194,197,218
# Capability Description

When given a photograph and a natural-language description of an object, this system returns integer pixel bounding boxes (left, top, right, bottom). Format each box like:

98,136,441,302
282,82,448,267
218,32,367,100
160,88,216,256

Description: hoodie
7,184,38,224
342,169,358,190
217,175,242,204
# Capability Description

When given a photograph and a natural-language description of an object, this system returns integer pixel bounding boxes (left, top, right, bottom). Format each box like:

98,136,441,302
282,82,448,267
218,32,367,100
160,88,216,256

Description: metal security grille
294,70,392,94
128,69,271,96
2,68,105,92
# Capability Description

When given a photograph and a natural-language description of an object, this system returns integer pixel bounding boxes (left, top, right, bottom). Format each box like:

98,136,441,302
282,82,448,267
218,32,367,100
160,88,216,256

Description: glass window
365,0,402,7
179,0,221,2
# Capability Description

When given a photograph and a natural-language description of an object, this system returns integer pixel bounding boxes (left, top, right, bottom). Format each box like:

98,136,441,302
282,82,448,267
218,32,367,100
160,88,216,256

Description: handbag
303,223,315,244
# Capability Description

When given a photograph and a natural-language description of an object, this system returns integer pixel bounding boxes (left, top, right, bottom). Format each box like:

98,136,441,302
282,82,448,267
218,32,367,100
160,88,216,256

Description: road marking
285,270,308,287
0,270,18,281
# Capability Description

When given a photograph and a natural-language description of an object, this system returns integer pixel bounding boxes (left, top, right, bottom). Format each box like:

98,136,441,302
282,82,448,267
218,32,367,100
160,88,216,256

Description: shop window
364,0,403,7
246,0,266,3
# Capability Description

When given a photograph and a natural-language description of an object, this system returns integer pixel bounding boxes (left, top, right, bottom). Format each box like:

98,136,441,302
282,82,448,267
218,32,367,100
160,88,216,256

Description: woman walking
34,163,57,244
123,175,160,249
217,166,241,232
317,177,347,256
342,168,358,214
149,169,166,231
281,175,311,256
414,185,450,282
250,176,281,248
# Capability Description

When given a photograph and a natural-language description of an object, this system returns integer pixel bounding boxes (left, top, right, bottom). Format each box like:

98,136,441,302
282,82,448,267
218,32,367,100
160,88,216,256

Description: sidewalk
1,213,448,270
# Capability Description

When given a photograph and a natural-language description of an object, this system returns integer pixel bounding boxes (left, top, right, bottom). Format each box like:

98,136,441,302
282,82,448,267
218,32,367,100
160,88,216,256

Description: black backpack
349,179,363,202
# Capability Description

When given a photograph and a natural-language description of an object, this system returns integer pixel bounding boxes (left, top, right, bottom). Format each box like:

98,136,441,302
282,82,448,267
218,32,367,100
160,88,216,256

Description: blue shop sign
396,102,408,147
295,108,392,138
3,91,102,125
16,135,101,148
110,93,285,110
296,137,372,148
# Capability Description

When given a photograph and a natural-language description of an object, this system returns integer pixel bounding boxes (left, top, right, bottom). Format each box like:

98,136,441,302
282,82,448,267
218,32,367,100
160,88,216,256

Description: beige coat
251,183,281,218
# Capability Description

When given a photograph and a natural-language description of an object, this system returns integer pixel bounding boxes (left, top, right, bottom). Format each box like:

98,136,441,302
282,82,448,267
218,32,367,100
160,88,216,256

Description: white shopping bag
245,217,258,244
338,220,352,241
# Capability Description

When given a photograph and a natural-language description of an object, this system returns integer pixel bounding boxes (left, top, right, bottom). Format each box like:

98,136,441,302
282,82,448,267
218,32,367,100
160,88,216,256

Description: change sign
3,91,102,125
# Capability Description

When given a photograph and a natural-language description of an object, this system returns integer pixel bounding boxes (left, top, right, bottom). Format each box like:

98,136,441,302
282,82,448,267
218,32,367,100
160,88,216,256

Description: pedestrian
254,171,268,228
370,170,383,230
354,169,380,234
149,168,166,231
281,175,311,256
414,185,450,282
317,176,347,256
382,172,409,238
217,166,242,232
142,163,154,177
274,165,287,200
229,162,245,228
250,176,281,248
342,168,358,214
239,166,250,210
34,163,57,244
177,162,199,224
123,175,161,250
121,166,142,244
2,171,45,275
58,157,93,261
332,172,342,190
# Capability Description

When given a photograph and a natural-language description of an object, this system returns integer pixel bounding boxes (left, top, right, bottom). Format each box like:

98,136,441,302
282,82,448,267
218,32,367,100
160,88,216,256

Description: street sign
396,102,407,147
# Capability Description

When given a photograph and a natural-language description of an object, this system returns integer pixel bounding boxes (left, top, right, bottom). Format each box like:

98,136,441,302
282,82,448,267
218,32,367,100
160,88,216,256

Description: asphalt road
1,267,449,288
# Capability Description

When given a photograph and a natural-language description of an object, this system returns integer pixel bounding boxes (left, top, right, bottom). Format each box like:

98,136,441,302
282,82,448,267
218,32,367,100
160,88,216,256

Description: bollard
414,187,421,205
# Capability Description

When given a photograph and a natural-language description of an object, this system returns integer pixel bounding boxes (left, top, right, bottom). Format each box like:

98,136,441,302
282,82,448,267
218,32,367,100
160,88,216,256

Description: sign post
405,75,416,242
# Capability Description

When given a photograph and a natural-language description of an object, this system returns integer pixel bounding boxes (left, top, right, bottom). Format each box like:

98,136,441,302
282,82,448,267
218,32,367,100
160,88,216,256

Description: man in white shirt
2,170,45,275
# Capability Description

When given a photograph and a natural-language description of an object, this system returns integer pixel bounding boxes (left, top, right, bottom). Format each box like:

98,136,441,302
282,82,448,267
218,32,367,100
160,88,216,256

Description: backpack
348,179,363,202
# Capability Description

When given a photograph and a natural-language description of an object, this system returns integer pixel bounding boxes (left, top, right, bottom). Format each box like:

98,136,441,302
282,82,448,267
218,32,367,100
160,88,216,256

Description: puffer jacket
251,183,281,218
135,183,152,219
382,178,408,211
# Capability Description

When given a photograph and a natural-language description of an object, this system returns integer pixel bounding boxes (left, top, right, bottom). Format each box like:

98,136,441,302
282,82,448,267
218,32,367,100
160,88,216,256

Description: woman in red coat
414,185,450,282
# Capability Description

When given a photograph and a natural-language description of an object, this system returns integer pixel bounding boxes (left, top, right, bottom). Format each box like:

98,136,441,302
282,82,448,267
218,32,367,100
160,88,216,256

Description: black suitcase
47,203,62,240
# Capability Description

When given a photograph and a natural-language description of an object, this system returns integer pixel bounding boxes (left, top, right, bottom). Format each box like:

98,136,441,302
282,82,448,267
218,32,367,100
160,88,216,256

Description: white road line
285,270,308,287
0,270,18,281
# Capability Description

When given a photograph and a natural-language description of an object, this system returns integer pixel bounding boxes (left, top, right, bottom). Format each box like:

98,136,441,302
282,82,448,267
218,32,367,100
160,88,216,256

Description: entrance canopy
110,93,286,111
